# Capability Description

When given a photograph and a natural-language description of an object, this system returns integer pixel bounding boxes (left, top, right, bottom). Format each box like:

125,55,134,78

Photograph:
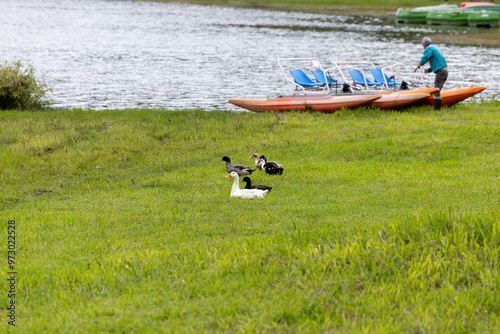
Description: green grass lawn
1,101,500,332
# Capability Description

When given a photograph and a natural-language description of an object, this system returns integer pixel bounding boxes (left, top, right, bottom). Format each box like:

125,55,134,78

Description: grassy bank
140,0,463,15
1,102,500,332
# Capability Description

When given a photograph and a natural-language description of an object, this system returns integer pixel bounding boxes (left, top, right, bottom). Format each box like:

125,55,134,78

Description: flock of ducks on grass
221,153,283,199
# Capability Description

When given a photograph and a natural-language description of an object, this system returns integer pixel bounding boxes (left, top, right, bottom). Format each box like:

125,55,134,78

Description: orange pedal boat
381,86,486,107
379,87,440,95
228,94,381,113
373,93,431,110
421,87,486,107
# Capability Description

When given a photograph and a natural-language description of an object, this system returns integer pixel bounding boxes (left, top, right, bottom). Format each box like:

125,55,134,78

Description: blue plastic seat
348,69,382,87
369,68,402,87
289,69,324,88
311,69,343,86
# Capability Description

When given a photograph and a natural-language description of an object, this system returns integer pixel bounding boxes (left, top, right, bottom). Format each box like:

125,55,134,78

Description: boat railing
331,62,378,92
410,4,459,12
277,58,433,95
322,68,347,94
277,57,332,95
332,62,432,93
378,63,428,90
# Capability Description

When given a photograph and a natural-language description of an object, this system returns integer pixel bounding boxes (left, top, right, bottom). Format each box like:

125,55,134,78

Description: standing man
414,37,448,110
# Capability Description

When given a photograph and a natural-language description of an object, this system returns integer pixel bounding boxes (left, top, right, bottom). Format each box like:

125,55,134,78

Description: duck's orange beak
225,174,231,178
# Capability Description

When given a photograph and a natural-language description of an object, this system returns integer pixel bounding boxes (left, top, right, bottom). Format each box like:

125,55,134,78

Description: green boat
462,5,500,12
396,3,458,23
468,11,499,27
396,8,428,23
397,2,500,28
426,10,469,26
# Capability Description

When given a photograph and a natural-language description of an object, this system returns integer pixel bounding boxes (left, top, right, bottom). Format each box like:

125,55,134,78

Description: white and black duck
242,176,272,192
260,155,284,175
225,172,268,199
221,156,255,175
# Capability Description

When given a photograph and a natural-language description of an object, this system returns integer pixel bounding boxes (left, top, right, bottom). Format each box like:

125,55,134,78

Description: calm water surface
1,0,499,110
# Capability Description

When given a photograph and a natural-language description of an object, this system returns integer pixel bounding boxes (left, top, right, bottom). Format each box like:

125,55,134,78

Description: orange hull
421,87,486,106
373,93,430,110
379,88,440,95
382,87,486,107
228,95,381,113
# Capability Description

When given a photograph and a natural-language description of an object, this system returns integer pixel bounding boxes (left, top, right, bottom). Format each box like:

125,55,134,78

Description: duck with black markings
260,155,284,175
225,172,268,199
242,176,272,192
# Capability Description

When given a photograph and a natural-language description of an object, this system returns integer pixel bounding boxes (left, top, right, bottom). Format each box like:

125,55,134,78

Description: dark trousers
434,67,448,100
433,67,448,109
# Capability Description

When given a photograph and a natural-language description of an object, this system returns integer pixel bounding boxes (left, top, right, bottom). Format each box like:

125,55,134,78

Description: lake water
1,0,499,110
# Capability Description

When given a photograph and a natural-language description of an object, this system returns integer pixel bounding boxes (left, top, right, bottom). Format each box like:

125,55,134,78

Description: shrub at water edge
0,60,52,110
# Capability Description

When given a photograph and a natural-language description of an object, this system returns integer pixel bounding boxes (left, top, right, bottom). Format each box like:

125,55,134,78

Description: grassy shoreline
2,102,500,332
138,0,464,16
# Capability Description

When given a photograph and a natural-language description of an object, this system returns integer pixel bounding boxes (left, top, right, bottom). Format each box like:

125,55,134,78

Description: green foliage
0,60,52,110
2,102,500,332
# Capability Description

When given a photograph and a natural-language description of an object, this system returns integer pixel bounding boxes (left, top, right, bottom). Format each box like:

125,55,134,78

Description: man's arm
415,48,432,73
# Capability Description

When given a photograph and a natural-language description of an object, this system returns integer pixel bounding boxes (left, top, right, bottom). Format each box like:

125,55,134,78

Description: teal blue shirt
419,44,447,73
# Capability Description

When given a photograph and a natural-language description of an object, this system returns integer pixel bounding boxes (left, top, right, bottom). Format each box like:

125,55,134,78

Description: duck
225,172,268,199
260,155,284,175
221,156,255,175
251,153,265,170
259,155,283,169
242,176,272,192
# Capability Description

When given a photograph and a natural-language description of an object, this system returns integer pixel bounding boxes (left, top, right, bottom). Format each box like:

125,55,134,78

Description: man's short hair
422,37,432,46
